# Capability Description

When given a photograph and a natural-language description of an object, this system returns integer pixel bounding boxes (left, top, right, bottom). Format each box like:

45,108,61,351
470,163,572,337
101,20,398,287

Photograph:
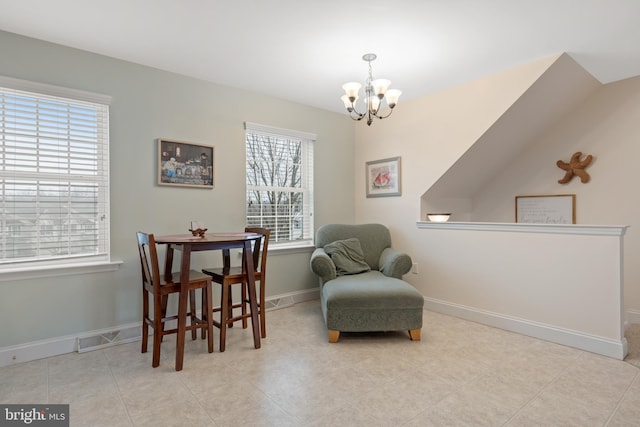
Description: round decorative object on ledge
427,213,451,222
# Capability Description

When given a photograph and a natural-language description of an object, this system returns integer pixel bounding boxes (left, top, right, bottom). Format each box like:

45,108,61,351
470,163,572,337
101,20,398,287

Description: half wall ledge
417,221,628,236
414,221,629,360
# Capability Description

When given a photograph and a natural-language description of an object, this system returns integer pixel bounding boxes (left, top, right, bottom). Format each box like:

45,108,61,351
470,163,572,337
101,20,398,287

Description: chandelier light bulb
372,79,391,97
340,94,356,110
369,96,381,113
342,82,362,101
385,89,402,108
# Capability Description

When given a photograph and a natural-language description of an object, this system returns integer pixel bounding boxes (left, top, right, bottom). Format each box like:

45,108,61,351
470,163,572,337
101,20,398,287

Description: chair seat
321,271,423,334
153,271,211,293
166,270,212,283
201,266,246,281
323,271,424,310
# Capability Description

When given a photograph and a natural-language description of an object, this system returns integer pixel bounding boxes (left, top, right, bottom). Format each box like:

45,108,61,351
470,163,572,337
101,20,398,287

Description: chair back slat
245,227,270,274
136,232,162,292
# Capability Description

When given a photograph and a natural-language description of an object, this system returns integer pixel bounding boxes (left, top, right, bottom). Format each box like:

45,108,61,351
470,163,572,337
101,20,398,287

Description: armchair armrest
379,247,412,278
310,248,337,284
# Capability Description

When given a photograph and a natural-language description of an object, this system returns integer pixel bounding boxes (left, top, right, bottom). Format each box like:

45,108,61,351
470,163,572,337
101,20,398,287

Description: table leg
175,244,192,371
243,241,261,349
163,244,174,282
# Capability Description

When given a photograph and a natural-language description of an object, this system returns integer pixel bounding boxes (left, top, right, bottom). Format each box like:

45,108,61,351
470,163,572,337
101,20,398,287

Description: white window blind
0,77,111,269
245,122,315,247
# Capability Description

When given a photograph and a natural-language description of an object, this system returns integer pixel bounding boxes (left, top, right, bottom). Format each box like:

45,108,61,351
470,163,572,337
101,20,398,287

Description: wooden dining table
154,232,263,371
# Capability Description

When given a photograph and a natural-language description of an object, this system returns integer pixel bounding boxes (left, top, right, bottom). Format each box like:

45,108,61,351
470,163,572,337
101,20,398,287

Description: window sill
0,260,124,282
269,243,315,255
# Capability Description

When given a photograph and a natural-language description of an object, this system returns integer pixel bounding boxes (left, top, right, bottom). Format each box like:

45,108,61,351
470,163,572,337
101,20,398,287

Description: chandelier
341,53,402,126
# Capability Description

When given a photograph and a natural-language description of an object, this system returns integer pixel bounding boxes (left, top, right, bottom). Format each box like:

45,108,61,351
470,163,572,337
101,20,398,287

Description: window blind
0,77,110,267
245,122,315,246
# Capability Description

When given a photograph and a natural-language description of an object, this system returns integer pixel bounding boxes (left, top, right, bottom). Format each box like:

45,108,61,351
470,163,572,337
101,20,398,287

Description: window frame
244,122,316,250
0,76,119,280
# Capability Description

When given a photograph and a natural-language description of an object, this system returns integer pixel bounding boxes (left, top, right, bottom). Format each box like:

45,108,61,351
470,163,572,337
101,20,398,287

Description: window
245,122,315,248
0,76,111,271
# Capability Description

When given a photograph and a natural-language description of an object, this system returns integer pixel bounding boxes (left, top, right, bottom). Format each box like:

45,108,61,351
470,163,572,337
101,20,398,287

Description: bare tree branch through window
245,125,314,246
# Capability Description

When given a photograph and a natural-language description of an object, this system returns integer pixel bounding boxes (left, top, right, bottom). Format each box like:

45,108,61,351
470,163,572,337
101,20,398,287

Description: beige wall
0,30,356,348
355,54,640,327
472,75,640,316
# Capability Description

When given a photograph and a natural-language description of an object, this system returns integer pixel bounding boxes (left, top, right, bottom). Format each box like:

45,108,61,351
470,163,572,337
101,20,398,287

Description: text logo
1,405,69,427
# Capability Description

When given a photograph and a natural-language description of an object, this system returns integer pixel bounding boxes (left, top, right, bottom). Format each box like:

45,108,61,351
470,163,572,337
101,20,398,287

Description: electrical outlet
411,262,419,274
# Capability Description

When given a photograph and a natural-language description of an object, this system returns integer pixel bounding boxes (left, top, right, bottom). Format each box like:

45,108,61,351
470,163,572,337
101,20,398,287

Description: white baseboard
424,297,628,360
627,309,640,324
0,288,320,368
0,335,78,368
271,287,319,305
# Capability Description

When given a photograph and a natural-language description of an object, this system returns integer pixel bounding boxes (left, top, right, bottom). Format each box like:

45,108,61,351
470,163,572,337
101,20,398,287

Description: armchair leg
328,330,340,343
409,329,421,341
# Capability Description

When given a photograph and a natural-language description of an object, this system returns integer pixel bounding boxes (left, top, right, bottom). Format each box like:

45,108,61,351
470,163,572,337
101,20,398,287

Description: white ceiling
1,1,640,114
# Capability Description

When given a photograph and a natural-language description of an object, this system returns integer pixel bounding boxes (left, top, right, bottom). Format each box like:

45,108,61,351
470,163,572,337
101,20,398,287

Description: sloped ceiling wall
355,53,565,229
422,53,600,220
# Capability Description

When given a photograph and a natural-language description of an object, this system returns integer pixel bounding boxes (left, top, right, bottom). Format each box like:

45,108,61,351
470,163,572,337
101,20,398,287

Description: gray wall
0,30,355,348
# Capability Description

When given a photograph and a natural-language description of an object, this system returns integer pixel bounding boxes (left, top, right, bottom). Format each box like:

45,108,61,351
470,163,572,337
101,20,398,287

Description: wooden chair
136,231,214,368
202,227,270,352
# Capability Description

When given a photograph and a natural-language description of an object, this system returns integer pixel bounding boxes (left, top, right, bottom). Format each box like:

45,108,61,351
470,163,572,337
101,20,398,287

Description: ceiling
1,1,640,114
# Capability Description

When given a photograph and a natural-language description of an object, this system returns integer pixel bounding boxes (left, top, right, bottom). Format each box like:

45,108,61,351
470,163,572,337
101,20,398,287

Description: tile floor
1,300,639,426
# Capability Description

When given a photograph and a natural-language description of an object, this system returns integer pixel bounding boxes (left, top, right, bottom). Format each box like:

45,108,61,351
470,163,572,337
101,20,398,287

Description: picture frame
158,138,214,189
515,194,576,224
366,156,401,198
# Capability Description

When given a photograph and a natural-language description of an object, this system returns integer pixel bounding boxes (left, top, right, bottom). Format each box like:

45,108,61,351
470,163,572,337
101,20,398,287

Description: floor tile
1,300,638,427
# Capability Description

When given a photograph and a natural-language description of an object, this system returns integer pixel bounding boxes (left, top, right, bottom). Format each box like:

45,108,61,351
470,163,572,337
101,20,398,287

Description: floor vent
75,294,303,353
77,325,141,353
265,295,295,311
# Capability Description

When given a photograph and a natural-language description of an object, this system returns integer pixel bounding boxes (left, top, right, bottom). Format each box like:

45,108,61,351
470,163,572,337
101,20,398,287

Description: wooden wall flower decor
556,151,593,184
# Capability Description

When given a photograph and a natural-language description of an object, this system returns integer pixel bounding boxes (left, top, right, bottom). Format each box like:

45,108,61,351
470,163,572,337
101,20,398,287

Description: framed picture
158,138,214,189
366,156,401,198
515,194,576,224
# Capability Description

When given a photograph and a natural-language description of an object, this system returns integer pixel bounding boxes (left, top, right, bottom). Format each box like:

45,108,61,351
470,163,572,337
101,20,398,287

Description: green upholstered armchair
310,223,424,343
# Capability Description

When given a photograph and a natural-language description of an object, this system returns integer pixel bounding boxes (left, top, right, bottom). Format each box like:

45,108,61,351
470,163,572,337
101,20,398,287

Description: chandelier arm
347,103,366,119
371,108,394,120
347,108,365,121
